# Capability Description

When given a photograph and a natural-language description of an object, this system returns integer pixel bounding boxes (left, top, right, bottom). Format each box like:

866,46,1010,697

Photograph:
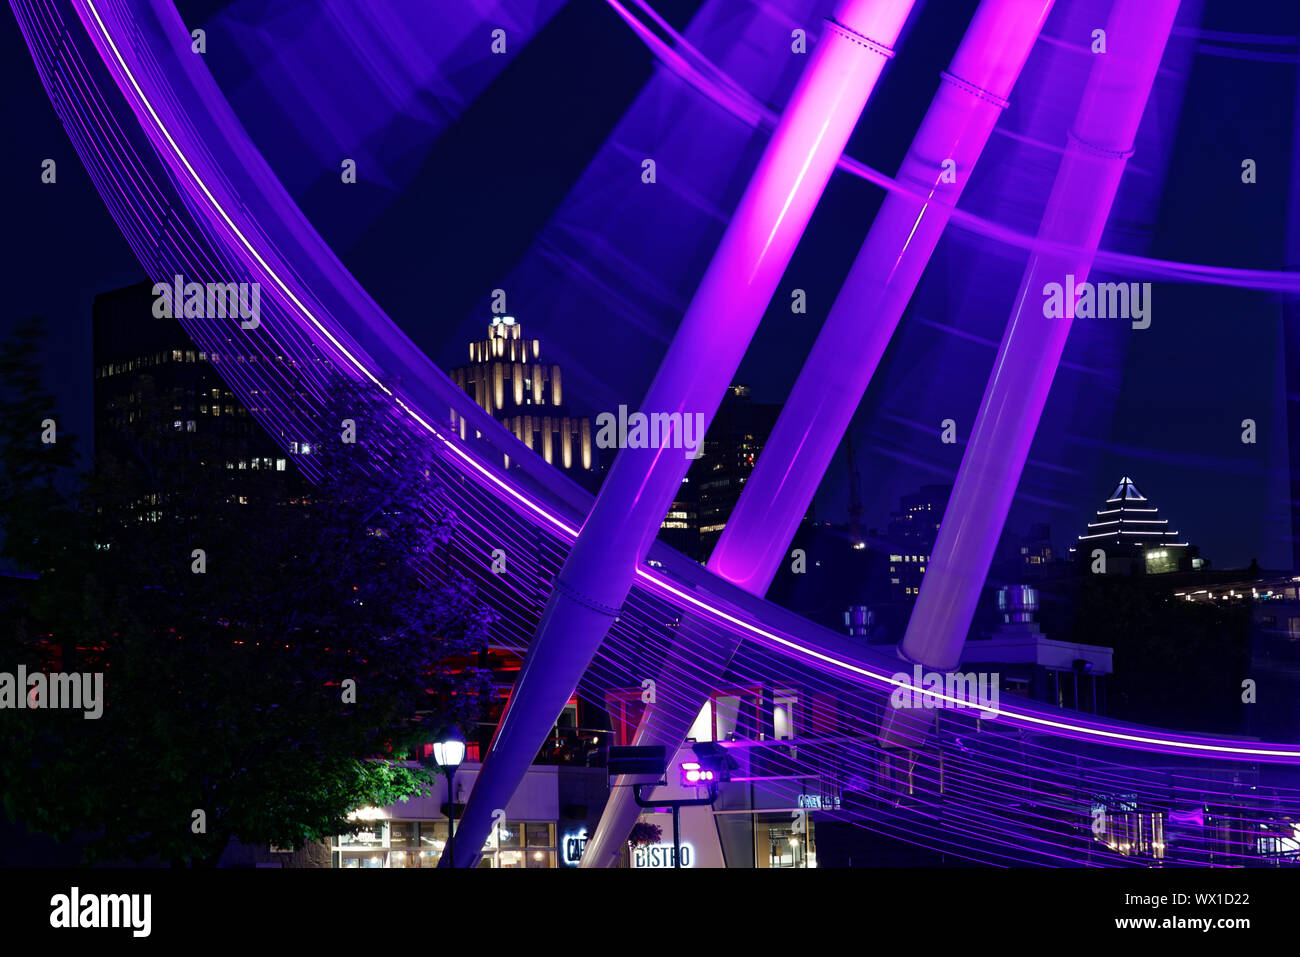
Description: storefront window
478,821,555,868
498,823,521,849
755,815,816,868
418,821,448,868
386,823,416,867
338,821,386,849
335,819,557,868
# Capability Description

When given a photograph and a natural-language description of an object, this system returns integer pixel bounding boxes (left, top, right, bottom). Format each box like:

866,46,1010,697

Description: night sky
5,0,1299,569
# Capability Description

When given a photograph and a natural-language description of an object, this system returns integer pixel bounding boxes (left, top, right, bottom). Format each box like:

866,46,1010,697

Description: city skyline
4,0,1295,571
5,0,1300,907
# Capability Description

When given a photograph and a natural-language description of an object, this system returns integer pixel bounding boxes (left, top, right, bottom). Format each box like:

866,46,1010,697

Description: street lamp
432,728,465,868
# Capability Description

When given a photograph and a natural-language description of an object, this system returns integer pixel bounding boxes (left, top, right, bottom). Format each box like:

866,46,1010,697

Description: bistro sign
632,842,694,868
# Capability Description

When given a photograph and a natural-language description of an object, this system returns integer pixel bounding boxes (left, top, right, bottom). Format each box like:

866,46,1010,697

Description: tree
0,315,80,573
0,323,495,865
1070,574,1250,733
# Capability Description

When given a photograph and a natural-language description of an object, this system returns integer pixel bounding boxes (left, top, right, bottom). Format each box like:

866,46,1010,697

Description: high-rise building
657,384,780,562
1069,476,1202,575
92,281,302,509
448,315,598,491
884,484,949,601
995,522,1057,581
694,385,780,560
658,479,700,559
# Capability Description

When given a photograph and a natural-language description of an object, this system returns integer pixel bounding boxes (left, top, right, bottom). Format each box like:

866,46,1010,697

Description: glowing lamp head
680,761,715,787
688,741,736,784
432,727,466,770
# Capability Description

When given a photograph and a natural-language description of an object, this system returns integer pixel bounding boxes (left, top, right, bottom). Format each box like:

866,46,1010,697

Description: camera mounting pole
631,781,719,870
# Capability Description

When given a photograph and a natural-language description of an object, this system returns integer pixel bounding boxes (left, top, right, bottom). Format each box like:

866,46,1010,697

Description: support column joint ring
939,71,1010,110
823,18,896,59
553,578,623,619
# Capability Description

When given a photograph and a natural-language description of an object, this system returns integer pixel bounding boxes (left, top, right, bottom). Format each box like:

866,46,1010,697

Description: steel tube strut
580,0,1055,869
444,0,916,867
896,0,1181,676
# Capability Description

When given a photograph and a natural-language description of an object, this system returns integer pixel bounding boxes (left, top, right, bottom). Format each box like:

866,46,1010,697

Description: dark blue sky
4,0,1298,569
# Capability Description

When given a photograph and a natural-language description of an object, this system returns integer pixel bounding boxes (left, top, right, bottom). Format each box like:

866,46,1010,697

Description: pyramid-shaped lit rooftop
1073,476,1188,551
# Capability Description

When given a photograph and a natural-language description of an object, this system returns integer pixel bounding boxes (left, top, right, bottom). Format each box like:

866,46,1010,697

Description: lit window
172,350,182,361
276,459,286,471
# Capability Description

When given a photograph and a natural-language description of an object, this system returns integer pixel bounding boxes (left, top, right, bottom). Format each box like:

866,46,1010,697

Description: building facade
93,280,303,502
658,384,781,562
1069,476,1202,575
448,315,598,491
883,484,949,601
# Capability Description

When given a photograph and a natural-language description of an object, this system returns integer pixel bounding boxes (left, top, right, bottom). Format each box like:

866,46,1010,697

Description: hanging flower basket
627,822,663,847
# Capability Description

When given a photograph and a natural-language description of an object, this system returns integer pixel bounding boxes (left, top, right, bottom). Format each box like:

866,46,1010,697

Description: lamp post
432,728,465,868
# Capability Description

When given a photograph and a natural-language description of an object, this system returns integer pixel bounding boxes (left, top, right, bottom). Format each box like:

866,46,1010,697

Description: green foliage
0,316,79,573
0,322,494,865
1070,574,1251,732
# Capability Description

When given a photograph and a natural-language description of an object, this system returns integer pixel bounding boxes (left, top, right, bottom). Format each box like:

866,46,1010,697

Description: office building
1069,476,1201,574
659,384,780,562
448,315,598,491
92,280,302,504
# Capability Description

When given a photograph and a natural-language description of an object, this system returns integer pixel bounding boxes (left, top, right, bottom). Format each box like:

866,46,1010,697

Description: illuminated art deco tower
449,315,596,490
